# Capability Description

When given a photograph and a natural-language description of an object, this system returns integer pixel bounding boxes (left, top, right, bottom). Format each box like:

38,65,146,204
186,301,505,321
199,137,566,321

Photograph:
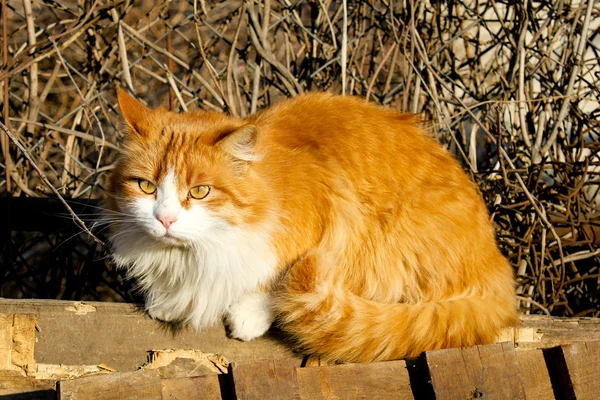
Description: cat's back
252,92,463,191
253,92,421,148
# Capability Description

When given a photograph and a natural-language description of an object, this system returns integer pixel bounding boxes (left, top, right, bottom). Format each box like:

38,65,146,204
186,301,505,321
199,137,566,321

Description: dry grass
1,0,599,316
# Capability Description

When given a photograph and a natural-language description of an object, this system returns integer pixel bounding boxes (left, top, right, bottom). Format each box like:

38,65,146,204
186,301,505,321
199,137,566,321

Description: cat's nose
156,214,178,229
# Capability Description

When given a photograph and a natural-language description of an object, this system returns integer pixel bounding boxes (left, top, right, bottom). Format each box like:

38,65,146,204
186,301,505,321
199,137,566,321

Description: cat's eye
138,179,156,194
189,185,210,200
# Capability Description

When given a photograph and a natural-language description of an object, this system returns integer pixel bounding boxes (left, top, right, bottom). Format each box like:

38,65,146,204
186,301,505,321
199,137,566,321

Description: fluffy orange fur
111,90,517,363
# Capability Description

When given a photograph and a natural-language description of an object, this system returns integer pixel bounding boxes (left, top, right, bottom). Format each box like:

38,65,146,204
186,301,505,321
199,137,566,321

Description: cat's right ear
117,88,151,135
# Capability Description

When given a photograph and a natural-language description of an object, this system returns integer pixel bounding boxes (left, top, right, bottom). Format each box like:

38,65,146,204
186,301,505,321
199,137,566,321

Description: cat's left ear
215,124,260,162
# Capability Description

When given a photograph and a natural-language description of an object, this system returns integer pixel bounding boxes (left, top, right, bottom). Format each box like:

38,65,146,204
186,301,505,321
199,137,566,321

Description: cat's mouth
140,225,187,246
159,230,183,244
155,228,196,247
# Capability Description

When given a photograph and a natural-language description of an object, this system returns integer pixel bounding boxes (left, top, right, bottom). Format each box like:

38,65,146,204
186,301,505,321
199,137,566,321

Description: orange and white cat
106,89,517,362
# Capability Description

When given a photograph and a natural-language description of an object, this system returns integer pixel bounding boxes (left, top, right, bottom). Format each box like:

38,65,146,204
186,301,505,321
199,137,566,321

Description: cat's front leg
145,296,182,323
225,291,274,341
146,302,173,322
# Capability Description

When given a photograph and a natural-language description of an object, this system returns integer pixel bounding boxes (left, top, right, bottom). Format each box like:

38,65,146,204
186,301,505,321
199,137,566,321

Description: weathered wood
0,313,36,372
0,299,301,372
230,360,301,400
296,360,413,400
514,350,555,400
426,342,526,400
507,315,600,350
0,313,14,370
3,298,600,400
58,370,162,400
25,363,116,380
0,370,55,397
160,375,225,400
1,300,599,373
548,341,600,400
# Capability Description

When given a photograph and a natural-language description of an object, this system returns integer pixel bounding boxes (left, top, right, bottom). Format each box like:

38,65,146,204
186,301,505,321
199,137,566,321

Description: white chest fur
111,225,277,329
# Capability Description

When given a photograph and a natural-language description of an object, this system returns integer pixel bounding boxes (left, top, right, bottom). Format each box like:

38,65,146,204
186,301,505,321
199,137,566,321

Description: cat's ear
117,88,152,135
215,124,260,162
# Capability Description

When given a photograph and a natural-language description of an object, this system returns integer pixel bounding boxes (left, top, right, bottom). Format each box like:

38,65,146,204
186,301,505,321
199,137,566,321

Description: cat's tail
275,262,517,363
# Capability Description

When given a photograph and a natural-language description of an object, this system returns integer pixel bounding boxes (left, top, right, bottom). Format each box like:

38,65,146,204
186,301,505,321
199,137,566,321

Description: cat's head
106,89,267,248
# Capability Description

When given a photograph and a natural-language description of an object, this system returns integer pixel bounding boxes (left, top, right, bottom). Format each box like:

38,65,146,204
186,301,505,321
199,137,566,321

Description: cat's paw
225,292,273,342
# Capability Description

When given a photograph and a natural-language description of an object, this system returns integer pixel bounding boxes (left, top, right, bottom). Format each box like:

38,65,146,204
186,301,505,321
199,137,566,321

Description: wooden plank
0,299,301,372
230,360,300,400
503,315,600,350
58,370,162,400
551,341,600,400
160,375,224,400
514,350,555,400
0,371,55,397
426,342,526,400
1,301,598,373
296,360,413,399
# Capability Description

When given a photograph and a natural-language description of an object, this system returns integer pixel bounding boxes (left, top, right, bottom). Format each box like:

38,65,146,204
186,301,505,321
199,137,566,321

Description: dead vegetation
0,0,599,317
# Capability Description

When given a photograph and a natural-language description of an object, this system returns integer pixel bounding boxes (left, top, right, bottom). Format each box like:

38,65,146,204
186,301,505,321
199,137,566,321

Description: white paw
225,292,273,341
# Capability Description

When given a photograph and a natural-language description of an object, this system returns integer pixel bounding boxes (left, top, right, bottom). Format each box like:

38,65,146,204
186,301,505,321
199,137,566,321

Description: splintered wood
0,313,36,372
141,349,229,375
58,355,230,400
0,313,55,397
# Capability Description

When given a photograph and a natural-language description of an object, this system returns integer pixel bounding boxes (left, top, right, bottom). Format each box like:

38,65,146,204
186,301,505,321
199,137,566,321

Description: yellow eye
138,179,156,194
189,185,210,200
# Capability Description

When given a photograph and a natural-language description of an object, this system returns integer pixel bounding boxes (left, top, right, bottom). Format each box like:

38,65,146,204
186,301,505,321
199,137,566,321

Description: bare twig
538,0,594,160
516,295,551,316
111,9,134,93
1,0,11,191
341,0,347,95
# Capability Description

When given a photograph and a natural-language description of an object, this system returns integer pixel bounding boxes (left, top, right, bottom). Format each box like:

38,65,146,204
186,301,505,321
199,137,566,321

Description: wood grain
426,342,526,400
0,313,36,371
58,370,162,400
296,360,413,399
514,349,555,400
160,375,224,400
0,299,300,372
556,341,600,400
2,299,599,372
0,371,55,397
230,360,300,400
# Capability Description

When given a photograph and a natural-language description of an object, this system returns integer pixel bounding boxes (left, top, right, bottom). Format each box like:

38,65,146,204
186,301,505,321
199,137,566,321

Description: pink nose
157,214,178,229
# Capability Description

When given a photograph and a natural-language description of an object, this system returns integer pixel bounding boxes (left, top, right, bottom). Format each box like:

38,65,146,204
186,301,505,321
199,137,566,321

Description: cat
106,88,518,362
